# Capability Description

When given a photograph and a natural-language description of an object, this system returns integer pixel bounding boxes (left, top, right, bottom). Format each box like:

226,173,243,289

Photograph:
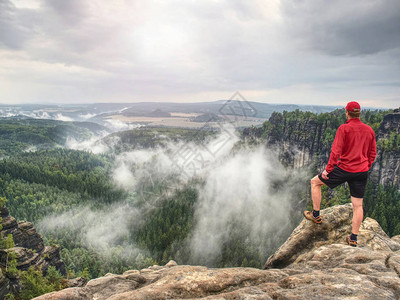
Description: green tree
18,267,55,300
45,266,63,290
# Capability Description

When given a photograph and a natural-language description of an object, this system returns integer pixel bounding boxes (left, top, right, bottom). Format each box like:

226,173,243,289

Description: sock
350,233,358,241
312,210,320,218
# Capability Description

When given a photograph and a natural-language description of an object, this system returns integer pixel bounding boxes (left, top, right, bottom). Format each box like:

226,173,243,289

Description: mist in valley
37,121,309,268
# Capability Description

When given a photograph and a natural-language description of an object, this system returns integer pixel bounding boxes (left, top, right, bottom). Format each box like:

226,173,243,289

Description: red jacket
326,118,377,173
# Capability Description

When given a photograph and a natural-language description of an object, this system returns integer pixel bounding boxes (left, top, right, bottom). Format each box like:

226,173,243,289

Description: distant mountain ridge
104,100,341,119
1,101,344,122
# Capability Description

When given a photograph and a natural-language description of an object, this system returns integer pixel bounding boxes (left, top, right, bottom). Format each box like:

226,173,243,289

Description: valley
0,105,398,299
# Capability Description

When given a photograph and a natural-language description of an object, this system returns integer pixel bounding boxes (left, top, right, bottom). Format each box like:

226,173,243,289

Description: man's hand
321,170,329,180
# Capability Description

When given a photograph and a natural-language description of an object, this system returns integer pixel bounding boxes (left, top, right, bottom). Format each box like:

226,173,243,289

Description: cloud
54,113,73,122
112,156,137,190
79,113,96,119
19,110,51,119
188,146,307,264
0,0,30,49
65,136,116,154
0,0,398,107
281,0,400,56
43,0,88,26
104,119,141,132
23,145,37,152
37,203,144,256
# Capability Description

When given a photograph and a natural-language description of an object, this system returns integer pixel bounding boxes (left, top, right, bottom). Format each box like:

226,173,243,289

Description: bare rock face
42,245,66,275
1,206,43,251
34,204,400,299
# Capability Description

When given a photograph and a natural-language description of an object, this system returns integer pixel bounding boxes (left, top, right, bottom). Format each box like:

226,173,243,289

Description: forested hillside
0,118,108,156
103,127,215,153
0,149,123,205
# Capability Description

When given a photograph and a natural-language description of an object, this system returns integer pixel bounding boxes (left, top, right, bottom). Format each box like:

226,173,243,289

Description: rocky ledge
35,204,400,299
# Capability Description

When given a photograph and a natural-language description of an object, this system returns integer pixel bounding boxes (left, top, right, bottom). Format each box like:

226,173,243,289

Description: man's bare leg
351,197,363,234
310,175,326,211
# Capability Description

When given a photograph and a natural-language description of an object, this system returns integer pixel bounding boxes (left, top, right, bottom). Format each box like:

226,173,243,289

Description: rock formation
0,206,66,275
0,206,66,298
34,204,400,299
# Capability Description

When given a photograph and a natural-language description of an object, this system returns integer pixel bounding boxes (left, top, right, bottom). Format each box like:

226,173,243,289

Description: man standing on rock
304,101,377,247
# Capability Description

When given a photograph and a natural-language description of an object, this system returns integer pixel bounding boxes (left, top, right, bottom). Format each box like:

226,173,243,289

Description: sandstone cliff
34,204,400,299
0,206,66,297
370,112,400,188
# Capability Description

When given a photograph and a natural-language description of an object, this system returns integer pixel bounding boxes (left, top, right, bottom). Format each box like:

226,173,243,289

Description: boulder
65,277,88,288
165,259,178,267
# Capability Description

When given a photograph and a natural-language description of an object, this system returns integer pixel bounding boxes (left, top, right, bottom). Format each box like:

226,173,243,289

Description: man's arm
368,131,377,169
325,125,345,174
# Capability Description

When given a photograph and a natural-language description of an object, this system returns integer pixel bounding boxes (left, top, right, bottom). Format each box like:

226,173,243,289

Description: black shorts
318,166,368,198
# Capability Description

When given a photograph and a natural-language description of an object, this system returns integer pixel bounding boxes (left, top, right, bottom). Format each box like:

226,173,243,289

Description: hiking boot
303,210,322,224
346,235,357,247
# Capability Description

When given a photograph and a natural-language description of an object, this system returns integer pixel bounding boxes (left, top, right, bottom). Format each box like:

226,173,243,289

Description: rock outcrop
0,206,66,298
264,203,400,269
0,206,66,275
34,204,400,299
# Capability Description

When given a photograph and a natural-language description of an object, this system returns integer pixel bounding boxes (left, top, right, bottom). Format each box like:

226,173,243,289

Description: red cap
345,101,361,112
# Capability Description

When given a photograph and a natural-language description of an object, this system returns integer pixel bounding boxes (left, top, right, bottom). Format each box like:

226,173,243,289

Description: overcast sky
0,0,399,108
